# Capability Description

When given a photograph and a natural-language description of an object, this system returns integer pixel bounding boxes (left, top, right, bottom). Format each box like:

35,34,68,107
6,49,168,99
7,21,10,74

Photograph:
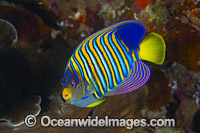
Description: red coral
135,0,152,10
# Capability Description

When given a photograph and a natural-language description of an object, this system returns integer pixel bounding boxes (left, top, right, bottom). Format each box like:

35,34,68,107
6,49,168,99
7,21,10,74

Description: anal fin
107,60,150,96
87,99,106,107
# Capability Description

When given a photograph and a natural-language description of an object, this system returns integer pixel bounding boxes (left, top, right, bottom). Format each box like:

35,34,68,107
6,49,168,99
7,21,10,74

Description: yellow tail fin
138,32,166,65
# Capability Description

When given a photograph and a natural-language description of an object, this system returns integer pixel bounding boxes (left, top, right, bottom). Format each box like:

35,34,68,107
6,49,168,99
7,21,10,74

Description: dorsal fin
107,60,150,96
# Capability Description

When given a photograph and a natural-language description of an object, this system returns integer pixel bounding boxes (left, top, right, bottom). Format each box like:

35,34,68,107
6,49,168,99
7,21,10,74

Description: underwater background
0,0,200,132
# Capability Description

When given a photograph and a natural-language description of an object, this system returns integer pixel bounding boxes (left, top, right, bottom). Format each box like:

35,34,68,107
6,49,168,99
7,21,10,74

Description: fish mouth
61,93,67,103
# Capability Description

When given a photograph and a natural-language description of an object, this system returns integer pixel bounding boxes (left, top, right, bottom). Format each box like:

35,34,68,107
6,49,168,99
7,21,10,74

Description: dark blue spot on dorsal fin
117,20,146,49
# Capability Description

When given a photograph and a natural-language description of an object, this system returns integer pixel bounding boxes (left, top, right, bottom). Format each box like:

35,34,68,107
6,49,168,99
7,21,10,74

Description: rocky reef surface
0,0,199,132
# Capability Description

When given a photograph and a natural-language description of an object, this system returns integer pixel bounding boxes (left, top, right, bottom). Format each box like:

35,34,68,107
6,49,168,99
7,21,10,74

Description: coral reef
147,68,173,111
165,0,200,69
0,18,17,47
0,0,199,132
1,96,41,127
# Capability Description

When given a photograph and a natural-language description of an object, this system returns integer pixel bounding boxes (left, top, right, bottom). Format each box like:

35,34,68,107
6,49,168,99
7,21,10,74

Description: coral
165,0,200,69
166,62,200,105
1,96,41,127
0,0,199,132
0,48,35,116
175,99,199,129
164,61,200,131
147,68,173,111
135,0,151,10
0,1,52,48
192,109,200,133
0,18,17,48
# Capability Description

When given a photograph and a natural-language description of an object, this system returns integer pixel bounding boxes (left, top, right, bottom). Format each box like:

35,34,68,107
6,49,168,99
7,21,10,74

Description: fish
61,20,166,108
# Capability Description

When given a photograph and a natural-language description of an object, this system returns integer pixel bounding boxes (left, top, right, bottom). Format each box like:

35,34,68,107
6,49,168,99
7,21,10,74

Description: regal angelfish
61,20,166,108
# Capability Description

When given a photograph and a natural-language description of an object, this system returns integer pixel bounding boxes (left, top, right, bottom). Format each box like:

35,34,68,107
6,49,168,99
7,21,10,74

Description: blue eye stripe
73,55,87,90
61,69,68,87
70,60,79,88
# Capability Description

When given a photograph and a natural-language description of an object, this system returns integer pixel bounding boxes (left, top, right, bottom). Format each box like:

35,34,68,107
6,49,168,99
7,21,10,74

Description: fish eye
62,88,72,100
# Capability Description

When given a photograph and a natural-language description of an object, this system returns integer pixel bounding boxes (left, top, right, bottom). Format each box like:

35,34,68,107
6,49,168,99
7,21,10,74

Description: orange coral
135,0,152,9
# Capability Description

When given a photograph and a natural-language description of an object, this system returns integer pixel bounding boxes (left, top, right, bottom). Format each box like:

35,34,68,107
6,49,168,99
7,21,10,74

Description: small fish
61,20,166,108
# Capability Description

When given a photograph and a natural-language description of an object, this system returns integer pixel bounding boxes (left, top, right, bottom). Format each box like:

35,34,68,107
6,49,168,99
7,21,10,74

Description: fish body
61,20,165,107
